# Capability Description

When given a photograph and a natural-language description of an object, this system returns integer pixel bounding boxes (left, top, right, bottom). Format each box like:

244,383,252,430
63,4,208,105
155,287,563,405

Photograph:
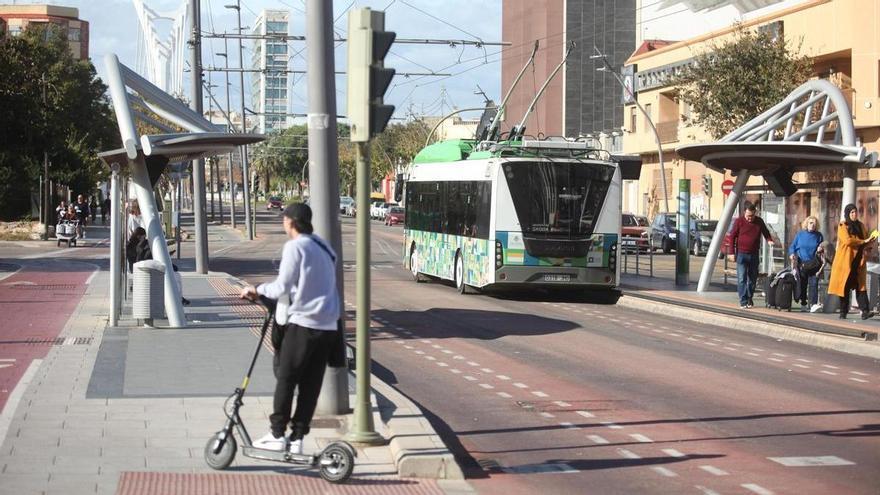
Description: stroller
56,219,79,247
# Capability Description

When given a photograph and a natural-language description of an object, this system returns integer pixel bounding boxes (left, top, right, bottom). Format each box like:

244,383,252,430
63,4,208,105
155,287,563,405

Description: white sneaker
288,438,303,455
810,303,823,313
253,432,287,451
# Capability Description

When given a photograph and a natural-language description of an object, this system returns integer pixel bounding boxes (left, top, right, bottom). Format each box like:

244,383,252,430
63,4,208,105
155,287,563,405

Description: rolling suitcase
775,276,796,311
764,274,778,308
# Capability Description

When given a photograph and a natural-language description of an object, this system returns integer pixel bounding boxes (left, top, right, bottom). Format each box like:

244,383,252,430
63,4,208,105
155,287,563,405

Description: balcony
657,120,679,144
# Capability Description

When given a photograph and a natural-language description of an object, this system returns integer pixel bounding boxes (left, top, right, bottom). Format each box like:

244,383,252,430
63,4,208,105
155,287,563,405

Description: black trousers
270,323,335,439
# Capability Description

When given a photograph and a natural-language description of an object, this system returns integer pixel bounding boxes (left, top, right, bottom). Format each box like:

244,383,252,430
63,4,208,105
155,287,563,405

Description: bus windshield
503,161,614,238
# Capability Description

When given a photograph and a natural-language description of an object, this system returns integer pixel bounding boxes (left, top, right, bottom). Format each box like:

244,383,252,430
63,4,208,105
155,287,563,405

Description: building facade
622,0,880,247
251,10,290,135
500,0,636,143
0,4,88,60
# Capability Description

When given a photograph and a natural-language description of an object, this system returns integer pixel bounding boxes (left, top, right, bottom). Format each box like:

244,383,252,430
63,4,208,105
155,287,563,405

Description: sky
29,0,505,124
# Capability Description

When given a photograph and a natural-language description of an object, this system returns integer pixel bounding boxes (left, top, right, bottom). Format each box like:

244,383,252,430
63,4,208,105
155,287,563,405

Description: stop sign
721,179,735,196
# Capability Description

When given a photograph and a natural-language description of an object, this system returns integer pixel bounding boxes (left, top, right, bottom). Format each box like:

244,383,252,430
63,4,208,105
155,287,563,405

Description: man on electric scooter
239,203,339,455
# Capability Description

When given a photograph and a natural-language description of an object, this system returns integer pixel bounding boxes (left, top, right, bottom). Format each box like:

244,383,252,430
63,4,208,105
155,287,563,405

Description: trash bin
132,259,166,325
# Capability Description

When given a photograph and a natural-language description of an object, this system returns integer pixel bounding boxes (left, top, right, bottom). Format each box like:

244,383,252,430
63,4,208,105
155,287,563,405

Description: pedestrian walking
127,200,144,238
101,197,111,224
728,203,774,309
788,215,824,312
74,194,90,239
828,204,877,320
239,203,340,455
55,200,68,223
89,196,98,224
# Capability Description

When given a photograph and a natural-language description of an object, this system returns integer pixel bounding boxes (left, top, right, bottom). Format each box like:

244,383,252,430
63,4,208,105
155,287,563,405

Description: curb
618,293,880,359
371,371,465,480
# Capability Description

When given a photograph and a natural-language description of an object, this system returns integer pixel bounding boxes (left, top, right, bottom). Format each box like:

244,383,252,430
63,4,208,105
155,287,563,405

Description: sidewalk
619,267,880,359
0,257,470,493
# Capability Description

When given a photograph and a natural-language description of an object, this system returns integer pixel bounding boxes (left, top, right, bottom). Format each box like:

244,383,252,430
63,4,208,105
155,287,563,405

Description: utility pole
41,73,50,241
189,0,209,272
591,46,669,214
227,0,254,240
207,72,216,222
217,44,236,229
306,0,349,416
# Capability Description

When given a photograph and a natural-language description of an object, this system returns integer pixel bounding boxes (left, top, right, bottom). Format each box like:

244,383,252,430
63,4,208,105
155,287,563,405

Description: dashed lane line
554,401,571,407
601,421,623,430
652,466,678,477
532,391,549,398
699,465,729,476
497,392,512,399
617,449,641,459
695,486,721,495
576,410,595,419
742,483,775,495
662,449,686,458
629,434,653,443
513,382,529,389
587,435,609,444
767,456,855,467
849,377,868,383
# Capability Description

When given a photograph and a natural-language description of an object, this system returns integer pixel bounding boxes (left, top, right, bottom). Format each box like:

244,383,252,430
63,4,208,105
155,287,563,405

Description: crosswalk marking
767,456,855,467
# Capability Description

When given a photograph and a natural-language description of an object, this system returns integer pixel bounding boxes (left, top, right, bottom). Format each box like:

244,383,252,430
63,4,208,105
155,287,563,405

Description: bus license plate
543,274,571,282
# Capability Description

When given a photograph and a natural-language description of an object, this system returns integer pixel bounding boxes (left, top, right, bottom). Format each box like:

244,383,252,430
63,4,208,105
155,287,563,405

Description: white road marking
793,364,810,369
724,346,738,351
532,391,549,398
480,368,494,373
497,392,512,398
617,449,641,459
0,359,40,445
728,342,743,347
821,364,839,370
436,362,449,367
820,370,838,376
587,435,609,444
414,350,425,355
746,352,760,357
687,337,700,342
796,358,812,363
652,329,664,333
394,340,405,344
540,412,555,418
559,422,579,430
479,383,494,389
742,483,774,495
601,421,623,430
453,355,465,360
849,377,868,383
662,448,685,458
0,358,15,370
695,486,721,495
496,375,511,380
705,342,719,346
768,358,784,363
850,371,869,376
425,356,436,361
421,339,432,344
629,434,653,443
464,376,477,381
699,465,729,476
450,369,462,374
576,410,594,419
432,344,443,349
771,353,788,357
513,382,529,389
554,401,571,408
668,333,682,337
652,466,677,477
85,269,99,285
442,349,453,354
751,347,765,352
767,456,855,467
404,345,414,350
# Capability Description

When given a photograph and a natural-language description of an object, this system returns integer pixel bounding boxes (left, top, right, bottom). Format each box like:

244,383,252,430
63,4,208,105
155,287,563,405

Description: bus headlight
495,240,504,270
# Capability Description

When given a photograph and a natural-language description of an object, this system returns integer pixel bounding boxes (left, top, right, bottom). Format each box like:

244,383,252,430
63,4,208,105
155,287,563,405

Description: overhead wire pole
217,45,236,229
306,0,349,415
190,0,209,273
226,0,253,240
591,46,669,214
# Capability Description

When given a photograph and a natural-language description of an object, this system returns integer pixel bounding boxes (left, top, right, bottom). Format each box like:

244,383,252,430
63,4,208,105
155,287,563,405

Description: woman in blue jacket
788,215,824,312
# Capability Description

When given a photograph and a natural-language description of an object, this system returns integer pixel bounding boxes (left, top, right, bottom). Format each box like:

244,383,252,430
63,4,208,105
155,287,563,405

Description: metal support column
109,165,122,326
676,179,691,286
842,163,858,217
698,172,751,292
306,0,349,416
233,0,253,240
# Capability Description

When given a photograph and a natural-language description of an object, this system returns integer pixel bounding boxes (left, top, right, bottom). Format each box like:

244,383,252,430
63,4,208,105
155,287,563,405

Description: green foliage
0,24,119,219
672,25,813,139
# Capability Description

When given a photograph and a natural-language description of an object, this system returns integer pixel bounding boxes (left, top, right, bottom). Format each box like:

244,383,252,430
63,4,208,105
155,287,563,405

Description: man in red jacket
728,203,774,308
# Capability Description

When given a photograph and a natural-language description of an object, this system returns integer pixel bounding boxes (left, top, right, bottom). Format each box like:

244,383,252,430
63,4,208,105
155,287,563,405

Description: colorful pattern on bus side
495,231,616,267
405,230,491,287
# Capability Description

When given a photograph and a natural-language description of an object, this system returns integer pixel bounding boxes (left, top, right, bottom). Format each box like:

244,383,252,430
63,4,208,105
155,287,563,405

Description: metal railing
621,235,653,277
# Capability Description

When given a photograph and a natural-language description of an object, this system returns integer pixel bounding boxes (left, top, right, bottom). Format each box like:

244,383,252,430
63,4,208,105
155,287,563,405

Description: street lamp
591,46,669,213
225,1,254,240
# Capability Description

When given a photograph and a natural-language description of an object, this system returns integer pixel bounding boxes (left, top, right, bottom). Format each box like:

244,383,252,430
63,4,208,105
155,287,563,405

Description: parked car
621,213,649,252
385,206,405,226
266,196,283,210
339,196,354,214
691,219,718,256
649,213,699,254
372,201,397,220
369,200,384,219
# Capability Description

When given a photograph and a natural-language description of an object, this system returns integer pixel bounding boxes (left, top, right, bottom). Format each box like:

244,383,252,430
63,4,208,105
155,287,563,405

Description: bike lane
0,260,93,413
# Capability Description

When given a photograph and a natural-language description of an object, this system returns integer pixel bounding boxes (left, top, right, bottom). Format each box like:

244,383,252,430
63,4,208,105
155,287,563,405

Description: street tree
672,25,812,139
0,23,118,219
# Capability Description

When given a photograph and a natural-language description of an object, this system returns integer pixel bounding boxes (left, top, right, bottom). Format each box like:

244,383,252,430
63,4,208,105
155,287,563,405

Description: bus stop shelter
101,54,263,327
677,79,878,293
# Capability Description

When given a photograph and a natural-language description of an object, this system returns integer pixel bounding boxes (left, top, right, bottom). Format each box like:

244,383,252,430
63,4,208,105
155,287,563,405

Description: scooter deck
242,446,316,465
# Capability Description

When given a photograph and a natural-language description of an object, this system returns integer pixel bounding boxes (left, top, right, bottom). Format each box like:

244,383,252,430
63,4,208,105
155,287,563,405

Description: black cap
283,202,313,229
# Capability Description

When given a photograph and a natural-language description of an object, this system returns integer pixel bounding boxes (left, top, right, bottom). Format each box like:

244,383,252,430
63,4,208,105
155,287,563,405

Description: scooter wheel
204,432,237,470
318,443,354,483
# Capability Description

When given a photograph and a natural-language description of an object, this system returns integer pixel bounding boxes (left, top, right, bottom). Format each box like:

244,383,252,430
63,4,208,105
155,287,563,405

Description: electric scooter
204,295,356,483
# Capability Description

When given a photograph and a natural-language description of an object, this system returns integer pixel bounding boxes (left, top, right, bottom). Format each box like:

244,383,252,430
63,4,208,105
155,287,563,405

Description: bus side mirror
612,154,642,181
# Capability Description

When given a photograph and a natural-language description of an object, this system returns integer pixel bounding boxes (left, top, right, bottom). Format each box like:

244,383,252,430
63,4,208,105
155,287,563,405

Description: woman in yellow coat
828,204,877,319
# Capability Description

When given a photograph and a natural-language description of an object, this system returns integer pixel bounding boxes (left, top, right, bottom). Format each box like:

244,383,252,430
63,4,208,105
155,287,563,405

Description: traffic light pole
189,0,209,273
306,0,349,416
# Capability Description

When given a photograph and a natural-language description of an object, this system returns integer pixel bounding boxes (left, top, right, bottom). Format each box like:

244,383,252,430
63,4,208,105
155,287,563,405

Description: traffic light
347,8,396,142
703,175,712,197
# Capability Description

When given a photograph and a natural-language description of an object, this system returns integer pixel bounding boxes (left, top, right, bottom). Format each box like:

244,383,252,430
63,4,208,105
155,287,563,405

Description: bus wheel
455,253,467,295
410,247,423,283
